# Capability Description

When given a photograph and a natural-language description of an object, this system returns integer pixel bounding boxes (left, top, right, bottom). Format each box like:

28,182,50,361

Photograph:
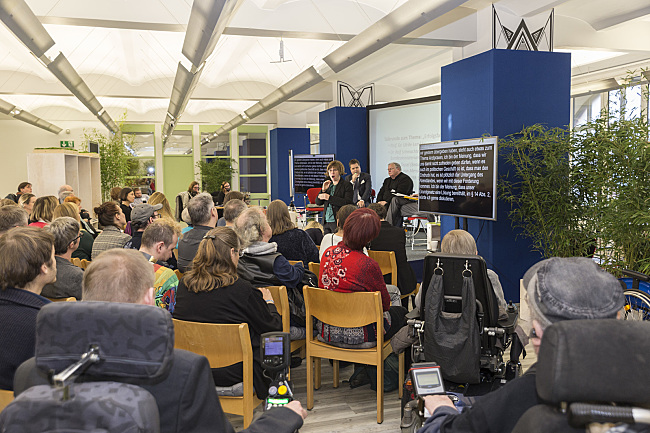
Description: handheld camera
261,332,294,410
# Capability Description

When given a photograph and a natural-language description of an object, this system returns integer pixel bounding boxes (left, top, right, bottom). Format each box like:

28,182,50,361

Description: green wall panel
163,155,194,214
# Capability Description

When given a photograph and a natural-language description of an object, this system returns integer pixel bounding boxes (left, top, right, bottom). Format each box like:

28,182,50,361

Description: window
238,129,268,195
164,129,192,155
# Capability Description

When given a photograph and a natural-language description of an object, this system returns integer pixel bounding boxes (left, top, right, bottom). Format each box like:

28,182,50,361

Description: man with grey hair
177,192,218,272
42,216,83,300
57,185,73,203
418,257,625,433
222,198,248,227
0,206,28,234
376,162,414,228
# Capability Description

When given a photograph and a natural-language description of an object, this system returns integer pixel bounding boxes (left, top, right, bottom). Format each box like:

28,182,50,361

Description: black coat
315,178,354,223
344,172,372,204
369,221,417,295
377,172,414,205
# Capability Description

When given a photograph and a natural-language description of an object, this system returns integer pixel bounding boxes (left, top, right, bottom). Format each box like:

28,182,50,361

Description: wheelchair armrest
497,309,518,333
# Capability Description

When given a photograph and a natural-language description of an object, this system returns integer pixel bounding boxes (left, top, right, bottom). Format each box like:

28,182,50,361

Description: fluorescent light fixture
47,52,104,114
323,0,467,73
168,62,203,121
0,98,15,115
0,0,55,57
182,0,243,69
12,109,62,134
98,110,118,134
216,114,246,135
571,78,619,96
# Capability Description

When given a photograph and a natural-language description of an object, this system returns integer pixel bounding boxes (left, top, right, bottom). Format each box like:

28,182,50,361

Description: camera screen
265,340,283,356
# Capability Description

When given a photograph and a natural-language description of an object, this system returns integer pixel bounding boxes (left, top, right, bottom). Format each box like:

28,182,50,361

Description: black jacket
177,225,212,272
377,172,414,205
344,172,372,204
369,221,417,295
315,178,353,223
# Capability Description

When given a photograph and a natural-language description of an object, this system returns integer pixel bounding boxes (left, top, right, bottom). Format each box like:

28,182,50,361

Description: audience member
222,198,247,227
345,159,372,208
216,190,246,227
235,207,305,293
180,207,193,236
316,160,353,233
5,182,32,203
42,217,84,300
119,187,135,222
318,208,407,347
148,191,174,221
133,187,149,204
57,184,73,203
91,201,131,260
173,227,283,399
318,204,360,260
0,227,55,390
18,193,36,218
0,198,16,207
125,203,163,250
139,219,180,313
0,205,29,234
109,186,122,203
64,195,98,237
305,220,324,246
175,181,200,221
368,203,417,297
177,193,218,272
28,196,57,228
212,181,231,205
419,257,625,433
267,199,319,265
53,202,94,261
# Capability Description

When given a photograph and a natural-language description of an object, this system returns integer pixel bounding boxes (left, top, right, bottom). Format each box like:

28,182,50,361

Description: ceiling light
571,78,620,96
47,52,104,114
0,98,15,115
0,0,55,57
12,109,62,134
168,62,203,121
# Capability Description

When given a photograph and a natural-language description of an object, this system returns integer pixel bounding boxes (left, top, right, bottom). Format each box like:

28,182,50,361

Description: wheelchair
400,253,521,432
620,269,650,321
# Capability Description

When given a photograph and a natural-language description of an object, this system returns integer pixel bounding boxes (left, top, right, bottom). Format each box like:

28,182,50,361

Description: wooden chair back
266,286,305,359
288,260,301,266
45,297,76,302
172,319,261,427
308,262,320,276
80,259,91,270
174,270,183,281
0,389,13,412
305,286,382,330
368,250,397,286
71,258,82,268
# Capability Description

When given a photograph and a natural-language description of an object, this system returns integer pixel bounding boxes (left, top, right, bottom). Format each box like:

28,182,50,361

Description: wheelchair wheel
622,289,650,321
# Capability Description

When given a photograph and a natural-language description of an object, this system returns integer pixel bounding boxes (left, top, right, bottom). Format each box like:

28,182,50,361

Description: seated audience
0,227,55,390
414,229,508,318
177,193,218,272
18,193,36,218
235,207,304,293
319,204,363,261
173,227,283,399
125,203,163,250
0,206,29,234
368,203,417,297
53,202,94,261
175,181,200,222
419,257,625,433
148,191,175,221
268,199,319,266
42,217,84,300
139,219,180,313
14,247,306,433
222,198,247,228
109,186,122,203
91,201,131,260
5,182,31,203
119,187,135,222
305,220,324,246
217,190,246,227
57,184,73,203
133,187,149,204
64,195,99,237
212,180,231,205
0,198,17,207
180,207,193,235
318,208,407,347
28,196,57,228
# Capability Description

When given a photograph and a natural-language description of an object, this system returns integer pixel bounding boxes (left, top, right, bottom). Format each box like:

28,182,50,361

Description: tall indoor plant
196,158,236,193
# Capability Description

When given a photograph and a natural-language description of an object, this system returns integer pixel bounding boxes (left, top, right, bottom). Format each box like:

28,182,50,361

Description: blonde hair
305,220,323,232
148,192,174,220
440,229,477,255
31,196,58,222
83,249,154,303
53,202,81,222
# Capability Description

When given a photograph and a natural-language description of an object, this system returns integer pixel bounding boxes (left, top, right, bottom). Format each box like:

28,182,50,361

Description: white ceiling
0,0,649,129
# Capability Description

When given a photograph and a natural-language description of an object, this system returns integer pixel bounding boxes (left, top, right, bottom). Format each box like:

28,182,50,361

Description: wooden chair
0,389,13,412
266,286,306,361
71,257,83,268
174,269,183,281
45,297,76,302
304,286,404,423
308,262,320,276
80,259,91,270
172,320,262,428
368,250,397,286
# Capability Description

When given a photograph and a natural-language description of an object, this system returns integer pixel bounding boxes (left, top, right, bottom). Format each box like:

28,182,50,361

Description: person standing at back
345,159,372,208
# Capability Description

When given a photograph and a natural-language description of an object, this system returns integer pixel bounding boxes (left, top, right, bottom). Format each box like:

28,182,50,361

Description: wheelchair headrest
35,302,174,381
536,319,650,405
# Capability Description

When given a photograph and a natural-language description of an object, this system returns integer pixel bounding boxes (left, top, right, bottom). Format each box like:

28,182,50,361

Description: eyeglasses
69,233,82,244
234,249,245,257
152,213,161,219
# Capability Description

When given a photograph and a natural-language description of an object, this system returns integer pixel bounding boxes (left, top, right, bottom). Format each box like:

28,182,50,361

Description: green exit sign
60,140,74,148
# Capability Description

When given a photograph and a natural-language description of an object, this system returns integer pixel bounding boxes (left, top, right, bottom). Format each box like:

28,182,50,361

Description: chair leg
333,359,339,388
377,357,384,423
398,352,404,399
314,357,321,390
243,398,253,428
307,355,314,410
300,345,306,359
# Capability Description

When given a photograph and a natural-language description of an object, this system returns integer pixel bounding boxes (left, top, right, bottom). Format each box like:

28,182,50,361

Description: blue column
319,107,368,171
270,127,310,205
440,49,571,301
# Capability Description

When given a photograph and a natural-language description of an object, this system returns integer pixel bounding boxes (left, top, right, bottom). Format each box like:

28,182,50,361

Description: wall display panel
292,153,335,194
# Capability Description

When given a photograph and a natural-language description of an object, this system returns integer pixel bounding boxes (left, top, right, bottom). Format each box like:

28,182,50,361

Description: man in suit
377,162,415,227
368,203,417,299
345,159,372,207
316,160,354,233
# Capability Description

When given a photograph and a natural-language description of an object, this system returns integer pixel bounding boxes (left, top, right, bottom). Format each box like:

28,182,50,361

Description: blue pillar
440,49,571,301
270,127,310,205
319,107,368,171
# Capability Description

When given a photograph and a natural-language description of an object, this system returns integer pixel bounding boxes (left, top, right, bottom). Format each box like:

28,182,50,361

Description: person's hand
322,180,332,191
258,287,274,303
318,193,330,201
378,200,387,206
357,199,364,207
352,173,359,182
285,400,308,419
423,395,456,415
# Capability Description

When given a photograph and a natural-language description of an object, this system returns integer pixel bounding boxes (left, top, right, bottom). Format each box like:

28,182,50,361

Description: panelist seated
345,159,372,208
267,199,319,266
173,227,283,399
315,160,354,234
